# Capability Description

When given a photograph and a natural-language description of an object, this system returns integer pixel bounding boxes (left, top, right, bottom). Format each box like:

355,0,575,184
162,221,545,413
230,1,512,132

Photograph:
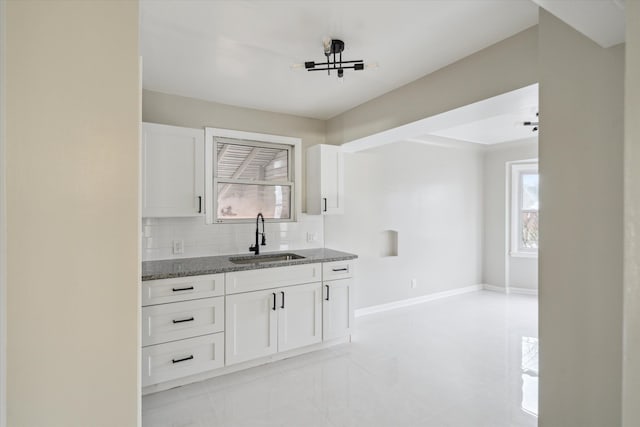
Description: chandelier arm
307,65,364,72
309,59,364,65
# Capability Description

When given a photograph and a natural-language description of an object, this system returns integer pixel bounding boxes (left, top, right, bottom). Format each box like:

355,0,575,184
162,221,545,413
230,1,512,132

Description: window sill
510,251,538,259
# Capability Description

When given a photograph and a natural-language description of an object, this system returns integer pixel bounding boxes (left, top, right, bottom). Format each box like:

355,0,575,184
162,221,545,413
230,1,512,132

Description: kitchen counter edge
142,248,358,281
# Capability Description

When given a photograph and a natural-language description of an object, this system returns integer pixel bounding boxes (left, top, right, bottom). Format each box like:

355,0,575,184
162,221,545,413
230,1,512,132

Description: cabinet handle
332,268,348,272
198,196,202,213
325,284,330,301
281,291,285,309
172,286,194,292
323,198,327,212
172,355,194,364
172,317,195,324
272,293,277,311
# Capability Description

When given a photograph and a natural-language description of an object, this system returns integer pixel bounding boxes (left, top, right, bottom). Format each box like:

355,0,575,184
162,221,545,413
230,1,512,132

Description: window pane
217,142,288,182
521,211,539,249
521,173,539,210
217,183,291,220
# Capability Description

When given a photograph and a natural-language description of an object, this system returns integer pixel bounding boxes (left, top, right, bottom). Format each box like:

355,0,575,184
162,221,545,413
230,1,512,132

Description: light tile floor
143,290,538,427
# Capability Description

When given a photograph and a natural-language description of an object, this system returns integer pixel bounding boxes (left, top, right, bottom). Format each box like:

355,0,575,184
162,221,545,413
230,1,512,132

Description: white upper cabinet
142,123,205,217
306,144,344,215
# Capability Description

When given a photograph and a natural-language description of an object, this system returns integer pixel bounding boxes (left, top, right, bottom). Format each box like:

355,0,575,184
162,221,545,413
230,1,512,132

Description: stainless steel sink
228,253,306,265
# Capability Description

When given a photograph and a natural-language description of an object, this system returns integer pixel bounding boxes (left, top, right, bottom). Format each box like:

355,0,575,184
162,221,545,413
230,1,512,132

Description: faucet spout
249,213,266,255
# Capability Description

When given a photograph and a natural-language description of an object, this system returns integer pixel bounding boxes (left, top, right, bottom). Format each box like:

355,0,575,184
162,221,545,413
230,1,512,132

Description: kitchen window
511,162,539,257
204,128,301,223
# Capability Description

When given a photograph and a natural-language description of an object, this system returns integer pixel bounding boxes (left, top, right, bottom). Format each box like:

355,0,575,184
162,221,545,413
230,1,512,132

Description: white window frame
510,162,539,258
204,128,301,224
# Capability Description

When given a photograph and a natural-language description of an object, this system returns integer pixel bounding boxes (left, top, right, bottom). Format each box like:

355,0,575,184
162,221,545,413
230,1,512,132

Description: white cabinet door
142,122,204,217
225,289,278,365
322,278,353,341
306,144,344,215
277,282,322,352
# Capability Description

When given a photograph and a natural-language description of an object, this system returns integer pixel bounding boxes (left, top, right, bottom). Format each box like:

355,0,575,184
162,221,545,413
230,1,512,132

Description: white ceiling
428,105,538,145
342,83,539,152
140,0,539,120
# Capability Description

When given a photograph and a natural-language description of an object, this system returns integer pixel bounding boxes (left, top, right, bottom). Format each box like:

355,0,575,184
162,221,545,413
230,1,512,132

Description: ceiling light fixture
304,39,365,79
523,112,539,132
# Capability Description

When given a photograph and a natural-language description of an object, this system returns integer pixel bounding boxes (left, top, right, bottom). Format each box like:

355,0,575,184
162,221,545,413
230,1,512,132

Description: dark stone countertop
142,248,358,281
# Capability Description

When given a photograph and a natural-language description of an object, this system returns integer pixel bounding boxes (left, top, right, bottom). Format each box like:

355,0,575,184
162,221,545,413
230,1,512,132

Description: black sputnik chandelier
304,39,364,79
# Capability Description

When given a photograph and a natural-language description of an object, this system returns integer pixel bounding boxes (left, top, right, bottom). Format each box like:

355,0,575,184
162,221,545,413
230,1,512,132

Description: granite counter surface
142,248,358,281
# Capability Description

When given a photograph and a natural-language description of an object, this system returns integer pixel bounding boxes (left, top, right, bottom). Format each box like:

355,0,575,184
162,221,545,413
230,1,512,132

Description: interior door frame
1,1,8,425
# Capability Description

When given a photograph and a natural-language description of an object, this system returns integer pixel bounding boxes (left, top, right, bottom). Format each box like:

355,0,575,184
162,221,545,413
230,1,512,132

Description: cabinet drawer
226,263,321,295
142,274,224,306
142,333,224,387
322,260,354,281
142,297,224,346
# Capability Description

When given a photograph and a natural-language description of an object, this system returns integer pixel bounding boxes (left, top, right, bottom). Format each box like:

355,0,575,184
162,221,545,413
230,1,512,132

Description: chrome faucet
249,213,266,255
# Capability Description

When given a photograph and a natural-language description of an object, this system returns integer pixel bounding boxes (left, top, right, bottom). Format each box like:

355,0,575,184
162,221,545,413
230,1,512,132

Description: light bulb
322,37,332,55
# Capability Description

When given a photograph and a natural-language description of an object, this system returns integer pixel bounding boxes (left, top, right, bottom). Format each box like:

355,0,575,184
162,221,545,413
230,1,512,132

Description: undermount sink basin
229,253,306,265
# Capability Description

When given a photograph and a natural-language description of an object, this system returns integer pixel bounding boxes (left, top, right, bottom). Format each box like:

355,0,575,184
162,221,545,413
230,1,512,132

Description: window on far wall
213,137,294,222
511,162,539,257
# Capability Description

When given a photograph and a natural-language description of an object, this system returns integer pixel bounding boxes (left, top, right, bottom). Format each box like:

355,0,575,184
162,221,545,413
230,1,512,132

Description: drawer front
226,263,321,295
322,260,354,281
142,297,224,346
142,333,224,387
142,274,224,306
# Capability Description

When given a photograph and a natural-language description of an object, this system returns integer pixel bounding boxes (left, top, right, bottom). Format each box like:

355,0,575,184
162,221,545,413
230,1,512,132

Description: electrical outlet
172,239,184,254
411,279,417,289
307,232,318,243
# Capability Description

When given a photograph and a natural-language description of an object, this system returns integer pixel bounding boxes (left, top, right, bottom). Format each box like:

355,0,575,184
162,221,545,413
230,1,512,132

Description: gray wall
623,2,640,425
482,139,538,291
326,26,538,145
324,141,483,309
538,9,624,427
142,89,327,212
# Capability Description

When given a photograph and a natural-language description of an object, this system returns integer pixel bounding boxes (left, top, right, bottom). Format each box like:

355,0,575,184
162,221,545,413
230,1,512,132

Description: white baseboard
509,286,538,296
354,285,482,318
482,284,538,296
482,284,506,293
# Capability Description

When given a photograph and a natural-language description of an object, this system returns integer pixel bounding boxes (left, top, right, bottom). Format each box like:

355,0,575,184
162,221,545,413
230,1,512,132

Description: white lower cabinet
142,297,224,347
142,259,355,390
323,278,353,341
225,288,278,365
142,333,224,387
277,282,322,352
226,282,322,365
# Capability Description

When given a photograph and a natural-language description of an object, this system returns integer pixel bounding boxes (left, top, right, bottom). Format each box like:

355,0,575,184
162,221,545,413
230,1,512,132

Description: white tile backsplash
142,214,324,261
